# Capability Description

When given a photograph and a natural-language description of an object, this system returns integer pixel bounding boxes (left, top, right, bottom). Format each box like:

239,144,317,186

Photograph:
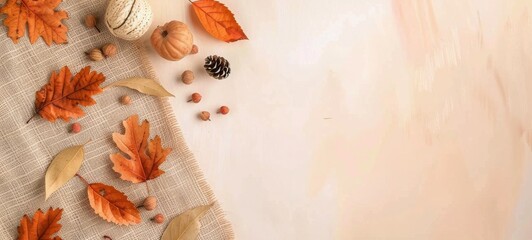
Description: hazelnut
70,122,81,133
120,95,131,105
190,44,199,55
151,213,165,224
188,93,202,103
181,70,194,85
199,111,211,121
84,14,100,32
217,106,230,115
102,43,118,58
86,48,104,61
143,196,157,211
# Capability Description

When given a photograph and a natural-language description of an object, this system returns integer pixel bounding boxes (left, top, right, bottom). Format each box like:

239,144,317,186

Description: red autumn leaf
30,66,105,123
0,0,68,45
110,115,172,183
18,208,63,240
87,183,141,225
190,0,248,42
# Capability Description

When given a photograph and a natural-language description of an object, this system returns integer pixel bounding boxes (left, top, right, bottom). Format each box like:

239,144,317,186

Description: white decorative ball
105,0,153,41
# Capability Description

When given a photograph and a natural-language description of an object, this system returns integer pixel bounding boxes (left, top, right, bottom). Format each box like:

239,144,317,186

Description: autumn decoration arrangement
2,0,247,238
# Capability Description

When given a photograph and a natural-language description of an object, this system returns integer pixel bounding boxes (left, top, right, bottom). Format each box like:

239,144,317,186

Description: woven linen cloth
0,1,233,239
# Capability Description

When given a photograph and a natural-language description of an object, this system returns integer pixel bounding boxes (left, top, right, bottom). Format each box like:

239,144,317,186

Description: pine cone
204,55,231,80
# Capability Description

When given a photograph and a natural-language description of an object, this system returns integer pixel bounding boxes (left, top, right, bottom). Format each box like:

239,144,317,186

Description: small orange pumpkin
151,21,193,61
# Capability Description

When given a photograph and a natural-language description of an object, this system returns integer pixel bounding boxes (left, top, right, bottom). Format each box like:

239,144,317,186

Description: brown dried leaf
87,183,141,225
31,66,105,123
17,208,63,240
110,115,172,183
0,0,68,45
191,0,248,42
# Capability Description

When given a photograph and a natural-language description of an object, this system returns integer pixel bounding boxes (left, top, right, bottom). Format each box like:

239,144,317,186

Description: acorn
86,48,104,61
181,70,194,85
102,43,118,58
84,14,100,32
142,196,157,211
151,213,165,224
199,111,211,121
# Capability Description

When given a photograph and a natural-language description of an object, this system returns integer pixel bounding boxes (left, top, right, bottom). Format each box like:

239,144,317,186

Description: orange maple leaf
110,115,172,183
29,66,105,123
191,0,248,42
87,182,141,225
18,208,63,240
0,0,68,45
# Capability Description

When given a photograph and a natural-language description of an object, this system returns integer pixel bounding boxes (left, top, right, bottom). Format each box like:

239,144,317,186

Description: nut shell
199,111,211,121
190,44,199,54
120,95,131,105
181,70,194,85
143,196,157,211
85,14,97,28
86,48,104,61
102,43,118,58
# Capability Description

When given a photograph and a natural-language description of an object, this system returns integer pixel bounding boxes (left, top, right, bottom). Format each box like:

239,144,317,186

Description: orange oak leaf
87,183,141,225
110,115,172,183
29,66,105,123
18,208,63,240
190,0,248,42
0,0,68,45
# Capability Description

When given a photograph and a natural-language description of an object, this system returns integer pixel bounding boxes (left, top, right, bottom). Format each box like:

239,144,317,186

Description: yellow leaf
161,203,214,240
105,78,174,97
45,143,86,200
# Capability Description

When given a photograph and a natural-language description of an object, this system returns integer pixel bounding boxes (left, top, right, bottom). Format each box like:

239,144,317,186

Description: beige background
145,0,532,239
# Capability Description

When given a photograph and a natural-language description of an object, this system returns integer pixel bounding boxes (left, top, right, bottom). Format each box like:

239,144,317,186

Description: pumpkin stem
162,30,168,38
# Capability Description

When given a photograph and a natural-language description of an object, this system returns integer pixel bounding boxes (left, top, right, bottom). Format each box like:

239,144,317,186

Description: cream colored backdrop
147,0,532,239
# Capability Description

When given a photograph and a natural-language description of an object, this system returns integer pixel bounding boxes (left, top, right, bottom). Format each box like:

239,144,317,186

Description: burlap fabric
0,0,233,239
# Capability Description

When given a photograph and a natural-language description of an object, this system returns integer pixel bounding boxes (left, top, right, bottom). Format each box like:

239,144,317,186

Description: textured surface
0,0,232,239
148,0,532,239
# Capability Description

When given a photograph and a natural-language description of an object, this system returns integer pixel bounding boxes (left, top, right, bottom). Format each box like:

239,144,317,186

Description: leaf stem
26,114,36,124
83,139,92,146
75,173,89,186
145,181,151,195
101,83,115,91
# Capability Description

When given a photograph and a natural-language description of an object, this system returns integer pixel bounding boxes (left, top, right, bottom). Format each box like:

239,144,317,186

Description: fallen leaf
18,208,63,240
87,182,141,225
161,203,213,240
190,0,248,42
110,115,172,183
30,66,105,123
0,0,68,45
104,78,174,97
45,142,87,200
